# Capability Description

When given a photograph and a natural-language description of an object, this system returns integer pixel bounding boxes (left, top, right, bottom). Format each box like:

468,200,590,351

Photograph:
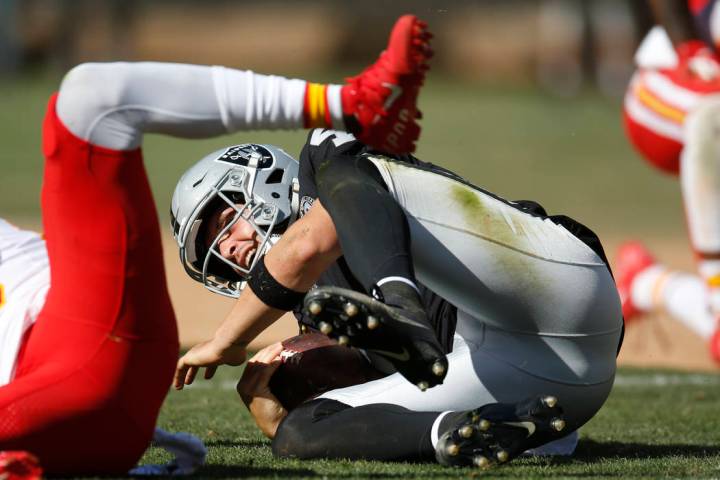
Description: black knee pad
272,399,351,459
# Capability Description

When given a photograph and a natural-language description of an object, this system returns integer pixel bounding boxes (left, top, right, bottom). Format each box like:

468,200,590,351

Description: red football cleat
341,14,433,154
615,241,656,322
0,451,43,480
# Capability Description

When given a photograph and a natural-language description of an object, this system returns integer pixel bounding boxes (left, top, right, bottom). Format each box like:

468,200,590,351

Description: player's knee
56,62,137,146
272,408,315,458
272,399,349,459
58,63,123,112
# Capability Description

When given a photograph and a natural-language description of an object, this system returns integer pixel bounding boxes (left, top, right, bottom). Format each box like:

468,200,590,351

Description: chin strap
245,152,261,195
290,177,301,223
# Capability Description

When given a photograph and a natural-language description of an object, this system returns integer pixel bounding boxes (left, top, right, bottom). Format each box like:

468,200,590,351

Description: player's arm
173,199,341,389
647,0,697,45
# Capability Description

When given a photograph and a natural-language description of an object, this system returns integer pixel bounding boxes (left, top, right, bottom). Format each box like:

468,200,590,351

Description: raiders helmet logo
299,196,315,217
216,144,274,169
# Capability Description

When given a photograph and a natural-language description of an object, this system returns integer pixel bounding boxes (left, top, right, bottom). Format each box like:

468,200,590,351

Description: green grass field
1,72,712,478
141,365,720,479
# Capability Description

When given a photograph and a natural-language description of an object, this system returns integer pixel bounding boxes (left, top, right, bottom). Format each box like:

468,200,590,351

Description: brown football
269,332,385,410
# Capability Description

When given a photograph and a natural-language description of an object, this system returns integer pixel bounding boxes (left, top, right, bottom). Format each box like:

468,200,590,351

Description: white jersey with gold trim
0,219,49,385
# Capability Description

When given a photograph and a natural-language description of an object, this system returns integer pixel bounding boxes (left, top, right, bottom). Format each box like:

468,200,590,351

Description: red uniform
623,1,720,174
0,95,179,474
623,41,720,175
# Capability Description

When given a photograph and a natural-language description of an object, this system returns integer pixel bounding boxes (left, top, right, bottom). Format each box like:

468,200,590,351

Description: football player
172,128,623,468
620,0,720,362
0,14,429,474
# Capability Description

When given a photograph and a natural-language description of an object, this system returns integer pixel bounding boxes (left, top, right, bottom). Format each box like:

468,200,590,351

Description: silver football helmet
171,144,300,297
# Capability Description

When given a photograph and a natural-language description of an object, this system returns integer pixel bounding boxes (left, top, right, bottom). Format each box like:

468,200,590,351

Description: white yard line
182,372,720,392
613,372,720,387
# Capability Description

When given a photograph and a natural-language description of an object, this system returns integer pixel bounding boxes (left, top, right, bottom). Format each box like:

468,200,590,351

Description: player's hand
174,339,247,390
236,342,288,439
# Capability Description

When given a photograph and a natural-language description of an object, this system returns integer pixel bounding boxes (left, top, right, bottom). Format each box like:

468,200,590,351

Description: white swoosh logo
373,347,411,362
382,82,403,109
504,421,536,438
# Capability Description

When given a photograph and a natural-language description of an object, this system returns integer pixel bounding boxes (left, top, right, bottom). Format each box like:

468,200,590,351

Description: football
269,332,385,410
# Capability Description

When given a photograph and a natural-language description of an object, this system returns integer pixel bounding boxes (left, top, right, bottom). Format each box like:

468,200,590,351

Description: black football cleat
435,395,566,469
303,286,448,390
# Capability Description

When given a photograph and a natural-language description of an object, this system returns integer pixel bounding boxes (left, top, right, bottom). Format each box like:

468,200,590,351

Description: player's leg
316,324,614,432
682,97,720,319
621,74,720,358
309,153,447,389
55,15,431,154
616,242,717,339
274,332,592,466
273,399,438,461
0,84,180,473
366,156,623,341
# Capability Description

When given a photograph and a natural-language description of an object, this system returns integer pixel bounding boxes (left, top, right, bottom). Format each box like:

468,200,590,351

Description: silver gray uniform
320,154,623,431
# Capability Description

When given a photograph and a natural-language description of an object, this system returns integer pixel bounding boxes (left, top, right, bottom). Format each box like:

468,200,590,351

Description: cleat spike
319,321,333,335
470,414,480,423
551,418,566,432
417,381,429,391
344,302,359,317
543,396,557,408
338,335,350,346
367,315,380,330
431,360,446,377
459,425,474,438
473,455,490,468
308,301,323,315
446,443,460,456
478,419,491,431
496,450,509,463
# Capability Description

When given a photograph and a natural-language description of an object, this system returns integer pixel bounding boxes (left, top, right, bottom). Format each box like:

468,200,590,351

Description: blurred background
0,0,709,369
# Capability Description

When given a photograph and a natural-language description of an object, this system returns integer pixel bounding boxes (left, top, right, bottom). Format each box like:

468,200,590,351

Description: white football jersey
0,219,50,386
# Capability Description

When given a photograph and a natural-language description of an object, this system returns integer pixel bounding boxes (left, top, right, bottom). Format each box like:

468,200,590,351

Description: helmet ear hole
266,168,285,184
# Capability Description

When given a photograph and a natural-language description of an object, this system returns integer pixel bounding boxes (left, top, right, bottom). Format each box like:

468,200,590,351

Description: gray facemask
170,144,300,297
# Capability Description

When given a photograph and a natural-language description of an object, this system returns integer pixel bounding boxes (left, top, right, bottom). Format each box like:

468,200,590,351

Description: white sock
632,265,716,339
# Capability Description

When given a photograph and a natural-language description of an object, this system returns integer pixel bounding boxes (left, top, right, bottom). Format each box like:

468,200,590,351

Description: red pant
0,95,179,474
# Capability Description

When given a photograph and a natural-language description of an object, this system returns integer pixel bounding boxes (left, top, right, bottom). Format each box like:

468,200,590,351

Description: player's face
205,206,261,270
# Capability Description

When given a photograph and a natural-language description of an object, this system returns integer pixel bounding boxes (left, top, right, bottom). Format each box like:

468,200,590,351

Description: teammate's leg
55,15,431,155
0,91,179,474
621,79,720,359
